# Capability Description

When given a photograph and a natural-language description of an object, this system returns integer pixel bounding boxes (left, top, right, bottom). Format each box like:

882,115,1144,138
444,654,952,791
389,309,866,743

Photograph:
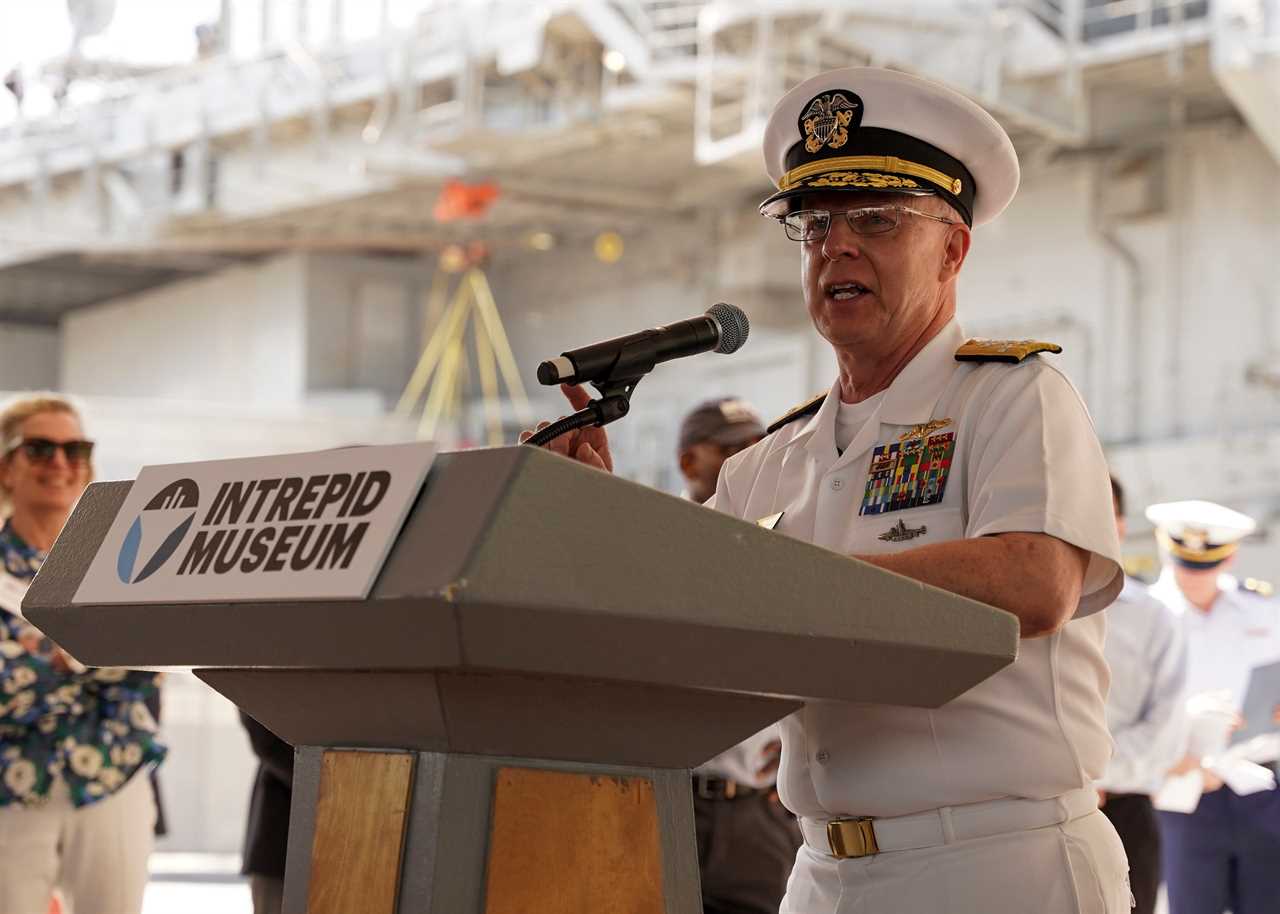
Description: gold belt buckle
826,817,879,859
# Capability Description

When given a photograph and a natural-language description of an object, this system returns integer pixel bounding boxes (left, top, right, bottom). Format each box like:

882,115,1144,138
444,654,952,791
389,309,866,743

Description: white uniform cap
758,67,1020,227
1144,500,1257,568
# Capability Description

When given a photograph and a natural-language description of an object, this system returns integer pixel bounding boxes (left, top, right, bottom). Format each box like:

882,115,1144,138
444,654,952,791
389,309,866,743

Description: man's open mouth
826,282,870,302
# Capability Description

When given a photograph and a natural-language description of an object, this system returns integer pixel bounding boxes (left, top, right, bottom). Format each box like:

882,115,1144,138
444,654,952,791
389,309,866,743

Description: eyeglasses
777,205,957,242
5,437,95,465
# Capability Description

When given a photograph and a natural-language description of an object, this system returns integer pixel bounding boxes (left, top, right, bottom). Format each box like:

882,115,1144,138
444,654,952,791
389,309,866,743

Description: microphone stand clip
524,338,657,448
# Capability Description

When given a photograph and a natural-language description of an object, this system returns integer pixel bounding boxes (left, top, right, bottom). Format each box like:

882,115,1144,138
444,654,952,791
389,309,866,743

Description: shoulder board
1240,577,1274,598
766,392,825,435
955,338,1063,363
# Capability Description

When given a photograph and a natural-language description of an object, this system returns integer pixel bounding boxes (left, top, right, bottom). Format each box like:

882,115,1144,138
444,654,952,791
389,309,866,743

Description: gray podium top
25,446,1018,768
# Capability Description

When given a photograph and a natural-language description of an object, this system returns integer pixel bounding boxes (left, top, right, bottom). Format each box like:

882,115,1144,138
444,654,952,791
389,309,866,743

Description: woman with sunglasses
0,394,166,914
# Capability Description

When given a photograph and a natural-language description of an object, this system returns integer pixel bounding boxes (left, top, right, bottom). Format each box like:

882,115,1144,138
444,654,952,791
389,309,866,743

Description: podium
25,445,1018,914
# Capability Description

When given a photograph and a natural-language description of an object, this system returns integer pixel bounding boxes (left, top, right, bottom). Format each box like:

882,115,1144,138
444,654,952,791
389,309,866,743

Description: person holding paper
1146,500,1280,914
1095,478,1187,914
0,394,166,914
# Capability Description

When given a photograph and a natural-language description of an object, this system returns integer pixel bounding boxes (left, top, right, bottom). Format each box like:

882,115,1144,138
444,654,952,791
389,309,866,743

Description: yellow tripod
395,262,532,445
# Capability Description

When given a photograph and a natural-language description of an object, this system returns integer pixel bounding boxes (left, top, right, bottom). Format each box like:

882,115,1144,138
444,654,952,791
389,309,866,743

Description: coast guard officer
1146,500,1280,914
524,66,1128,912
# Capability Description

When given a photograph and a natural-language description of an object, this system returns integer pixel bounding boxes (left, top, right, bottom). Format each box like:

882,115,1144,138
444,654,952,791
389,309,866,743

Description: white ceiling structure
0,0,1275,323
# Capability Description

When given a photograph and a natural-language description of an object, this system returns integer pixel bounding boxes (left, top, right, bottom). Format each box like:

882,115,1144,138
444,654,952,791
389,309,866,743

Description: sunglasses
5,437,95,465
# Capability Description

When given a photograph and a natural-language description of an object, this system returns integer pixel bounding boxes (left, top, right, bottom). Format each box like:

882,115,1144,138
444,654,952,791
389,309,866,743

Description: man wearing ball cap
524,67,1126,912
1146,500,1280,914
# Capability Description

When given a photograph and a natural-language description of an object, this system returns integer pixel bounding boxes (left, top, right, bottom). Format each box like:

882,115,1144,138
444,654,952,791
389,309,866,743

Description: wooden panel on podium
484,767,665,914
307,750,416,914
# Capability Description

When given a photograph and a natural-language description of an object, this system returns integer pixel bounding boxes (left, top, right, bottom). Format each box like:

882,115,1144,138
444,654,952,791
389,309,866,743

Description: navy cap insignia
800,92,862,154
1182,528,1209,552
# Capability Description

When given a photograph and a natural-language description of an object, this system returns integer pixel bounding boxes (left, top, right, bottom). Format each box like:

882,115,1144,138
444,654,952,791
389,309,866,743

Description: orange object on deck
433,180,499,222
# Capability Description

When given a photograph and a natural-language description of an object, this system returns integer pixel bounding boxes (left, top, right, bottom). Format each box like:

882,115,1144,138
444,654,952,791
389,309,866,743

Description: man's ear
939,223,971,282
677,449,698,483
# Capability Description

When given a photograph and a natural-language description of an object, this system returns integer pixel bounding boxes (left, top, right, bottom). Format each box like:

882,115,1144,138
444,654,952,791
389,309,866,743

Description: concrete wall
305,254,432,408
0,323,59,391
61,256,309,404
960,121,1280,446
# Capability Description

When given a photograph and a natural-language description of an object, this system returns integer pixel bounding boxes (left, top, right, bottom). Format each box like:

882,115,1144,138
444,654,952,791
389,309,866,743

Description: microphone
537,302,750,386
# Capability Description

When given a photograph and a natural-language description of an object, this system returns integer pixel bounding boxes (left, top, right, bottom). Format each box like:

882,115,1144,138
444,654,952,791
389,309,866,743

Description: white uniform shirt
681,491,782,788
1096,577,1187,795
1149,572,1280,707
707,319,1123,819
694,725,781,788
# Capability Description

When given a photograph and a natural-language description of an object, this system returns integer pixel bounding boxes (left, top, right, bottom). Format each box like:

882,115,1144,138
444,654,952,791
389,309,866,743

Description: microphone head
707,302,749,354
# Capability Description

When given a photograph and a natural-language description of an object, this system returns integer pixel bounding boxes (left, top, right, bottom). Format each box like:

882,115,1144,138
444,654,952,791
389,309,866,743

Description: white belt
799,787,1099,859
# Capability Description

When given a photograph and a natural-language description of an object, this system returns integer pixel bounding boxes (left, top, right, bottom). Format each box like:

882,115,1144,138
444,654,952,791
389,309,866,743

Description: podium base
283,748,702,914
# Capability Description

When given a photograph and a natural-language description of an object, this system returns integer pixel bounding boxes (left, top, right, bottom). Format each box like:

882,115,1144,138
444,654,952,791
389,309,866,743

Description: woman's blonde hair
0,393,94,516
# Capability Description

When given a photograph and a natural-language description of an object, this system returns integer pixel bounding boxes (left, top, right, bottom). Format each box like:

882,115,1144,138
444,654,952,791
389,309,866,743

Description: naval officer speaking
523,67,1128,913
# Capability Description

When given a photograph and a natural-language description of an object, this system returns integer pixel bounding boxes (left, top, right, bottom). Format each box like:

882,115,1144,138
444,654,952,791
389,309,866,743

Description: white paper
1154,770,1204,813
1205,756,1276,796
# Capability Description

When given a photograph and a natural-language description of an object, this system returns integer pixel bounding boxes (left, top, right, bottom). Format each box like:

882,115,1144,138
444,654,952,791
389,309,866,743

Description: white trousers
0,771,156,914
781,809,1131,914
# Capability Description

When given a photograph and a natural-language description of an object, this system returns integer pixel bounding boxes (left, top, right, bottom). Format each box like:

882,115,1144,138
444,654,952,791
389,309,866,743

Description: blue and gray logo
116,479,200,584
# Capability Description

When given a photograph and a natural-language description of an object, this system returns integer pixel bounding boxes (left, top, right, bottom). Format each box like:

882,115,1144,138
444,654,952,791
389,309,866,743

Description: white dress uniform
1148,572,1280,706
706,317,1128,913
1097,577,1188,796
1095,576,1187,914
1141,500,1280,914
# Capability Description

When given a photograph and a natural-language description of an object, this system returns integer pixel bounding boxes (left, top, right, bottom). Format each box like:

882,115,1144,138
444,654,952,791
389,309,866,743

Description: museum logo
116,479,200,584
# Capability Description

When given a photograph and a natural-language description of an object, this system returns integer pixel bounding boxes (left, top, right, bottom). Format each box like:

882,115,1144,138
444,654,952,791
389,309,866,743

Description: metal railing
616,0,709,59
1018,0,1210,41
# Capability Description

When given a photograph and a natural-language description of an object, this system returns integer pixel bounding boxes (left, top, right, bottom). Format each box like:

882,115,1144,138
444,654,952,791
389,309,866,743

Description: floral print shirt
0,521,166,808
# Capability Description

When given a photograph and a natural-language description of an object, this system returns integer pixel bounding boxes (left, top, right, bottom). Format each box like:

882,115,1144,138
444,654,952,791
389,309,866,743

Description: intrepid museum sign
73,442,436,604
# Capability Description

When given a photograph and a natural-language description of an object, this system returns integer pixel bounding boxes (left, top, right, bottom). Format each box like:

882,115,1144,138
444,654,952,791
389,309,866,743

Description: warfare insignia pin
800,92,862,154
898,418,953,442
859,431,956,516
879,519,927,543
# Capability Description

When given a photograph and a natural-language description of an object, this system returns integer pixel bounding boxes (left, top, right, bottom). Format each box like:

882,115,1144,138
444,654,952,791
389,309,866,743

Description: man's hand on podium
520,384,614,472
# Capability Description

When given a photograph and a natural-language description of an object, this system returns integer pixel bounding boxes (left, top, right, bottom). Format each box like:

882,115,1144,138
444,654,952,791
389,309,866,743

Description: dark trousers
694,790,802,914
1100,793,1160,914
1158,786,1280,914
249,874,284,914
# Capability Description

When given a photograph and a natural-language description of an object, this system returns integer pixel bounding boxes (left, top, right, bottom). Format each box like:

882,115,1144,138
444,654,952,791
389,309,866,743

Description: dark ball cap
678,398,766,453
